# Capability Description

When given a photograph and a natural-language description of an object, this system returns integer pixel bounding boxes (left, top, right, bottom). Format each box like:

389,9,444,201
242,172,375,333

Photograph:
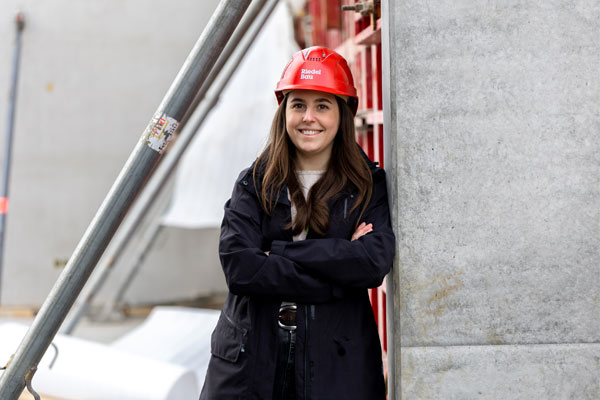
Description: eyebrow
289,97,333,104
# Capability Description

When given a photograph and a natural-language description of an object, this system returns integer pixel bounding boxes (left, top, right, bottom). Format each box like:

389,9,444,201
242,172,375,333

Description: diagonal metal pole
0,12,25,305
60,0,271,334
98,0,281,319
0,1,251,398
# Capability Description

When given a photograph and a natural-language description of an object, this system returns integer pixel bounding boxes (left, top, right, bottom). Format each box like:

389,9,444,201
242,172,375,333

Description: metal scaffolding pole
0,12,25,305
99,0,281,318
60,0,271,335
381,0,398,398
0,1,251,398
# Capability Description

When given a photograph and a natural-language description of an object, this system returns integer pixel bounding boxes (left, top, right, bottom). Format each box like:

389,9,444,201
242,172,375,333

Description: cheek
328,114,341,132
328,105,341,131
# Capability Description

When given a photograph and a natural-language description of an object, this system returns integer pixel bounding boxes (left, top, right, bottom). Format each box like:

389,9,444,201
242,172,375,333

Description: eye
290,103,306,110
317,104,330,110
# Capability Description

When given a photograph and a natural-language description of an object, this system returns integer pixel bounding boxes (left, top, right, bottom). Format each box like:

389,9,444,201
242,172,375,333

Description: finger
359,223,373,234
352,227,372,241
352,222,374,241
359,225,373,236
354,222,369,236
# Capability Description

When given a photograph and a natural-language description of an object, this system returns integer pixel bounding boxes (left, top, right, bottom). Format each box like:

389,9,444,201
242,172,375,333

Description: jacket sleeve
269,170,395,289
219,172,340,303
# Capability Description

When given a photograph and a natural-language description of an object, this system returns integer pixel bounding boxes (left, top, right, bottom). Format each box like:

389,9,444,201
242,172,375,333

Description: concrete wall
0,0,227,306
383,0,599,398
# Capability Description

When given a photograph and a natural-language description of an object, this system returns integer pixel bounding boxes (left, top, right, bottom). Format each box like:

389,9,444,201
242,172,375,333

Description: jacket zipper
343,197,348,219
343,194,354,219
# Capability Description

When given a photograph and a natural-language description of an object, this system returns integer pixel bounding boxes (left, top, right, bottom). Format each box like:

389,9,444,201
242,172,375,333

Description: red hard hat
275,46,359,115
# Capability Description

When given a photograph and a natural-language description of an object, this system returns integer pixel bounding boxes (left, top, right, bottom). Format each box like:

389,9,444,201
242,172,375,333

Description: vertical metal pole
0,1,251,398
60,0,270,334
381,0,399,398
0,12,25,305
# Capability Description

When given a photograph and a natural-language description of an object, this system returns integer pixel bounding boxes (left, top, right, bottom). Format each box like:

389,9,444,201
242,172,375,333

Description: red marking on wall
0,197,8,214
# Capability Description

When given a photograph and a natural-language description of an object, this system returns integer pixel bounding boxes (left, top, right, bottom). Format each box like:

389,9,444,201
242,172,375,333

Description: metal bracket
0,343,57,399
25,367,40,400
342,1,380,30
342,1,375,16
48,342,59,369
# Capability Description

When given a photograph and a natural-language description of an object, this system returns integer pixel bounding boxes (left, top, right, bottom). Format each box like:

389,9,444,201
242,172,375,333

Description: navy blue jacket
200,155,395,400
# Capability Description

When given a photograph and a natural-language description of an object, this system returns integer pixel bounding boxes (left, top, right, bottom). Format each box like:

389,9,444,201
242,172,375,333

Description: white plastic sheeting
112,306,220,393
0,307,220,400
0,323,195,400
161,2,300,228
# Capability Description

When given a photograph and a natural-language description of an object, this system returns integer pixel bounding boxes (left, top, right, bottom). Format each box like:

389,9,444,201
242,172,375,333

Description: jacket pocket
211,311,248,363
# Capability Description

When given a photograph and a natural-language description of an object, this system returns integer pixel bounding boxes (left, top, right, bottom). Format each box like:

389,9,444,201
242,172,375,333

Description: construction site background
0,0,227,312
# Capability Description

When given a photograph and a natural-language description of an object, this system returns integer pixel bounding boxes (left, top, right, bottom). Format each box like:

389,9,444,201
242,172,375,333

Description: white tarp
0,307,220,400
0,323,196,400
111,306,220,392
161,2,300,228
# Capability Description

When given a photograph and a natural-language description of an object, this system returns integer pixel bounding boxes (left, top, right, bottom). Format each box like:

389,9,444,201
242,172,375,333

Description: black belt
278,304,297,331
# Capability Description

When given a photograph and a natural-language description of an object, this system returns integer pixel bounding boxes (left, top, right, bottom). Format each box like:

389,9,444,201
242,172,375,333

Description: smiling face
285,90,341,171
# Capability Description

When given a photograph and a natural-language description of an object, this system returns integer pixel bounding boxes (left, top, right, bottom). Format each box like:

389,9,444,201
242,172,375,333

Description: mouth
299,129,323,136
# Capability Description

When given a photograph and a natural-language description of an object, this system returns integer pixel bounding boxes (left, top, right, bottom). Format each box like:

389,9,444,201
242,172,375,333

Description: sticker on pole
143,112,179,153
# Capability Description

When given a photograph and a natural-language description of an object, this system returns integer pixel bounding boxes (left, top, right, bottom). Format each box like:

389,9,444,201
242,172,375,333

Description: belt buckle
278,304,297,331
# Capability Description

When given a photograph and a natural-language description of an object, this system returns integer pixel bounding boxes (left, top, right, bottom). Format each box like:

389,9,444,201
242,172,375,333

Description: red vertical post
365,46,373,110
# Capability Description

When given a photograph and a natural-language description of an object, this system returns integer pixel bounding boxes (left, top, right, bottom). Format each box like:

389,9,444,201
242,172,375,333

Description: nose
302,107,316,122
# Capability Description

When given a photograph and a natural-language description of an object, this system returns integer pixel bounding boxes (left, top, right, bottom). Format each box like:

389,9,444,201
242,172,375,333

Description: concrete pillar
383,0,599,398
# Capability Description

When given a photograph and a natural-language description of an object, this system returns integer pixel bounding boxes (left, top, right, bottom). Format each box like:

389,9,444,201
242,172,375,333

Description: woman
200,46,395,400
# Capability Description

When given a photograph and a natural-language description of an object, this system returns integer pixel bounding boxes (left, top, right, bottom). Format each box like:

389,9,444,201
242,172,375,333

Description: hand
351,222,373,241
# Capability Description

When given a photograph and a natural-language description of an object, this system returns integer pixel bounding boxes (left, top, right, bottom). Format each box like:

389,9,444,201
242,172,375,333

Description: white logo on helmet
300,68,321,80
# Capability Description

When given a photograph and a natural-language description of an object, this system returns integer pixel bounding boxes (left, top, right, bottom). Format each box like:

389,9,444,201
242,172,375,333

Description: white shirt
289,170,325,241
282,170,325,309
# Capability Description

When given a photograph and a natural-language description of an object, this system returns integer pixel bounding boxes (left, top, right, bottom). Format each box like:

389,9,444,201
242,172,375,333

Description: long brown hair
253,95,372,236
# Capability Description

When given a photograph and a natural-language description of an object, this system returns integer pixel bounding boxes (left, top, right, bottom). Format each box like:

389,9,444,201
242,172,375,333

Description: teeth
301,130,320,136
